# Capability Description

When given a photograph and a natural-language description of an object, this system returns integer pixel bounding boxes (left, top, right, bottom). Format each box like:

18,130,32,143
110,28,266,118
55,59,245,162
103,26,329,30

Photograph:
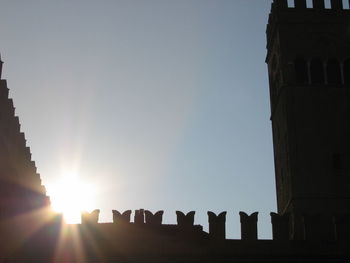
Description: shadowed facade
266,0,350,240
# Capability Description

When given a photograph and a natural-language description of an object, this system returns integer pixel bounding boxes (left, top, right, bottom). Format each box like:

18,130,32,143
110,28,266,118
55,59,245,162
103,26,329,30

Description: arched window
294,58,308,84
343,59,350,86
310,59,324,84
327,59,341,85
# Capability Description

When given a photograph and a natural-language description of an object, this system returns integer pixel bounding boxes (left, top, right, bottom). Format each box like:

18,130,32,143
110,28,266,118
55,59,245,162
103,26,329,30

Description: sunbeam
48,171,96,223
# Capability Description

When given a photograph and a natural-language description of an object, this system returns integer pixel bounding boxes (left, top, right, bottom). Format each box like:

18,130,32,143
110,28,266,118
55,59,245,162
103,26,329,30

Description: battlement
272,0,350,11
78,209,350,242
266,0,350,52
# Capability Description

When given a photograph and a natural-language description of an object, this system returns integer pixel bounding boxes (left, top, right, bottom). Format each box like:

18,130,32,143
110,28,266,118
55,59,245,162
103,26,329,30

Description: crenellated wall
270,0,350,11
79,209,350,242
266,0,350,57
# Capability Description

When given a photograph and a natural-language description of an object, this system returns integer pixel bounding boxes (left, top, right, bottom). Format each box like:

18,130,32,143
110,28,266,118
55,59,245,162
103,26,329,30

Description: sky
0,0,275,238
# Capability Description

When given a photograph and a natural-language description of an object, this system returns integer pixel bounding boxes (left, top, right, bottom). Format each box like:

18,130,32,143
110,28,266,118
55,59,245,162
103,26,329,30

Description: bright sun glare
49,172,96,223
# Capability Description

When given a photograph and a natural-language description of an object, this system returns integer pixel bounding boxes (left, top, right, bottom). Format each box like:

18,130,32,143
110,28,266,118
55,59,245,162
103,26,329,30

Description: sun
48,172,96,223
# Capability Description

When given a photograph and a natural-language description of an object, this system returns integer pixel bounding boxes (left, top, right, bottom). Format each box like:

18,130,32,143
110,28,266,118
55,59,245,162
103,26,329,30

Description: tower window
344,0,350,9
294,58,308,84
310,59,324,84
287,0,295,8
327,59,342,85
306,0,312,8
324,0,331,9
343,59,350,86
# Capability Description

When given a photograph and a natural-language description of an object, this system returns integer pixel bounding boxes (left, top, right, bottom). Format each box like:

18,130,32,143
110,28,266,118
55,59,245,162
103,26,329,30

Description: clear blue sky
0,0,275,238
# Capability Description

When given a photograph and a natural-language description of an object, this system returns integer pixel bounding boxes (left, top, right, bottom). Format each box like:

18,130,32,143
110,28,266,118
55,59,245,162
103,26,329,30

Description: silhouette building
266,0,350,240
0,55,49,219
0,0,350,262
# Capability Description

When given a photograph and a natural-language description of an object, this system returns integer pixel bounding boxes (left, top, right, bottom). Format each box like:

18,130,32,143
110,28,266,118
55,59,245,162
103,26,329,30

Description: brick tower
266,0,350,238
0,55,50,220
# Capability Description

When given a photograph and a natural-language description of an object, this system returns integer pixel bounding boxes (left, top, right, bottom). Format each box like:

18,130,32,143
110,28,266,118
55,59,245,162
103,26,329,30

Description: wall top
272,0,350,11
266,0,350,56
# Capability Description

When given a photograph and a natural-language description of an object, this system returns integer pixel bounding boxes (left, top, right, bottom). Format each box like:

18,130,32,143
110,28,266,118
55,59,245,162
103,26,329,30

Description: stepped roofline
0,54,50,218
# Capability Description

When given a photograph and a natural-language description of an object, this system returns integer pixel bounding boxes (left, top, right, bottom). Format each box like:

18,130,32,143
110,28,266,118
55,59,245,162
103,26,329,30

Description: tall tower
0,56,50,219
266,0,350,225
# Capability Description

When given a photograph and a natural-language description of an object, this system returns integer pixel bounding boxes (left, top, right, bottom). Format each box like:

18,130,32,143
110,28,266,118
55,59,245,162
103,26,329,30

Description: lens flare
48,171,96,223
